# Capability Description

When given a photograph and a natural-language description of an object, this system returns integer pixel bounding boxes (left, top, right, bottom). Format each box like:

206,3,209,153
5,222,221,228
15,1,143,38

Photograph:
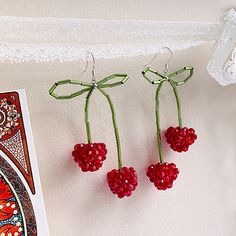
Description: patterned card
0,90,50,235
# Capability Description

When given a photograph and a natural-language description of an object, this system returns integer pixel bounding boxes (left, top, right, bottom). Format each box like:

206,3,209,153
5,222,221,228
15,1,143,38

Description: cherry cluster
146,126,197,190
165,126,197,152
72,143,107,172
147,162,179,190
107,167,138,198
73,143,138,198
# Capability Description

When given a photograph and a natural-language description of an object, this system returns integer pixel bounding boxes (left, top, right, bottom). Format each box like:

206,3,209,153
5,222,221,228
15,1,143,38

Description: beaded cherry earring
49,52,138,198
142,47,197,190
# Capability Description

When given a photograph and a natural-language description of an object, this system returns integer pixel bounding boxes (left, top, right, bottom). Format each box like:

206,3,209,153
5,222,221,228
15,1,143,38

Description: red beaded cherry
147,162,179,190
72,143,107,172
107,167,138,199
165,126,197,152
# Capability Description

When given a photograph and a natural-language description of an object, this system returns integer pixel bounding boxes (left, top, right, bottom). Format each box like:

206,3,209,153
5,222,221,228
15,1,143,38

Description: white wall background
0,1,235,235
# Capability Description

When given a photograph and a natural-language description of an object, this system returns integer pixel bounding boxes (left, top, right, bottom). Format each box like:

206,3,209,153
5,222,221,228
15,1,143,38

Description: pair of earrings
49,49,197,199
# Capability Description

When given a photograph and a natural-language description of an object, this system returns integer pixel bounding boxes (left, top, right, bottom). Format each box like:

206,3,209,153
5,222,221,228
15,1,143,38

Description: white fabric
0,17,215,62
0,9,235,85
207,8,236,85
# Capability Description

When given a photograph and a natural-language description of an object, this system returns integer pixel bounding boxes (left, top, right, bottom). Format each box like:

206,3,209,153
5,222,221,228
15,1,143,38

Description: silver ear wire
144,47,173,74
82,51,97,87
163,47,173,74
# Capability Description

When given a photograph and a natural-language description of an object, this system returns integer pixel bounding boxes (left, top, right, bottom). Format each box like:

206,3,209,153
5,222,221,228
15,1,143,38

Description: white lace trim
0,9,235,85
207,8,236,85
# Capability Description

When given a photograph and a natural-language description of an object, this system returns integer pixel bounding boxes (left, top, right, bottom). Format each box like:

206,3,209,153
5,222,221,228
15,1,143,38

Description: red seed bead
165,126,197,152
72,143,107,172
147,162,179,190
107,167,138,199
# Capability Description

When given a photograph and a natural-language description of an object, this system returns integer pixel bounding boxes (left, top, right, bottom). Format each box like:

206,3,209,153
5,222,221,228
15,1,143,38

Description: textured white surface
0,10,236,86
0,1,236,236
0,16,217,62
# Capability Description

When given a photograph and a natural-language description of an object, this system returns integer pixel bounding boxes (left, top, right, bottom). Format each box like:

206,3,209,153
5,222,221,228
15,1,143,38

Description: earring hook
144,47,173,74
163,47,173,74
82,51,97,86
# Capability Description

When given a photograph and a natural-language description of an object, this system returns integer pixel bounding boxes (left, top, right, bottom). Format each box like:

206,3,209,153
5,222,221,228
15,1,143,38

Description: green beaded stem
155,82,164,163
98,88,122,170
49,73,129,170
84,88,94,143
142,66,193,162
168,81,182,128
